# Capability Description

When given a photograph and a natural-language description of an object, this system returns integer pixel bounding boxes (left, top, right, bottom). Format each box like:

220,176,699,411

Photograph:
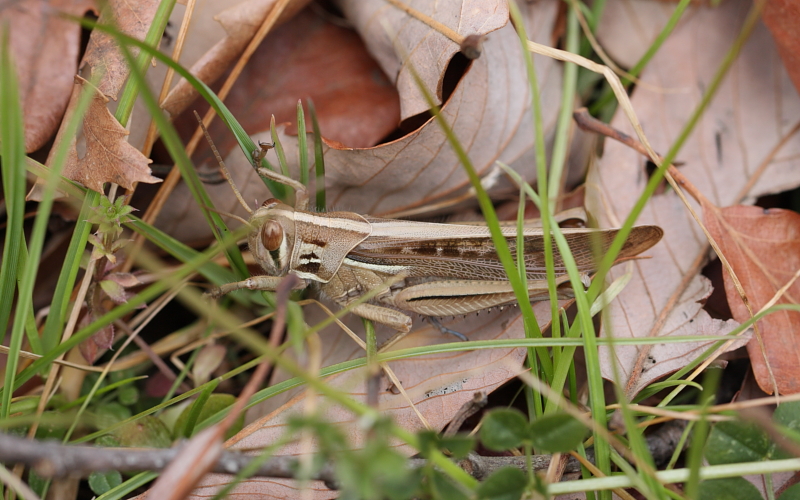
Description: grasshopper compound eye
261,220,283,251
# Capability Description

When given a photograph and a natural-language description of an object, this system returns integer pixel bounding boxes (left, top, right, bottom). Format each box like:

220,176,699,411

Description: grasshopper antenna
194,111,253,216
201,204,250,226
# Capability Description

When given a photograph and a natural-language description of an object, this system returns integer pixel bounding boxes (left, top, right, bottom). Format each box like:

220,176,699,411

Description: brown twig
0,420,687,483
443,392,488,437
114,320,191,393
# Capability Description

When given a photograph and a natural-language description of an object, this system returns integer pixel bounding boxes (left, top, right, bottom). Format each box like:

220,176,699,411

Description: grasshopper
207,165,663,339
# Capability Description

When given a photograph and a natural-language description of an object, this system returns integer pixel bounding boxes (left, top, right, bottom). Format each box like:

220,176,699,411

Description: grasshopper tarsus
428,317,468,342
252,140,275,166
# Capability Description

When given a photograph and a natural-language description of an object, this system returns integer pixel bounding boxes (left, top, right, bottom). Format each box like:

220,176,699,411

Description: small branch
572,108,712,207
0,431,333,483
0,421,686,484
443,391,488,437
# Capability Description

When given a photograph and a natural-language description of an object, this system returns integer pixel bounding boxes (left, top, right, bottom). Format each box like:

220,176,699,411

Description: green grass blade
114,0,176,123
0,30,29,421
179,379,219,438
1,49,95,421
0,30,27,359
510,2,565,389
589,0,691,117
95,472,157,500
547,7,579,206
297,100,309,188
586,2,762,310
39,198,96,353
397,28,554,382
270,116,291,178
307,99,326,211
124,216,241,292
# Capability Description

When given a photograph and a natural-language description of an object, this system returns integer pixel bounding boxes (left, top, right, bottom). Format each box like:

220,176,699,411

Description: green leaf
174,393,242,440
480,409,528,451
439,435,475,460
774,401,800,431
100,279,128,303
117,384,139,406
529,413,588,453
428,469,470,500
476,467,527,500
114,416,172,448
417,430,441,457
89,470,123,495
337,442,416,500
779,482,800,500
414,431,474,460
27,470,48,498
706,420,774,465
94,402,132,430
697,477,762,500
175,381,217,439
95,434,120,447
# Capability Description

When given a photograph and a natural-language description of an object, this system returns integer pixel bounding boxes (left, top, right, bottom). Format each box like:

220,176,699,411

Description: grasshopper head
248,198,296,277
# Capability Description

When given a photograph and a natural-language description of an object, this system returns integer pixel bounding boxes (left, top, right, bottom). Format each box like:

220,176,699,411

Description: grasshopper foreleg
256,167,309,211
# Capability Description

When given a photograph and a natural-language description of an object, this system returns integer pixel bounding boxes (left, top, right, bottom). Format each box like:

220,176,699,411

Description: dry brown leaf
81,0,162,100
158,0,563,242
77,315,114,365
338,0,508,120
1,0,95,152
183,304,555,499
60,79,159,192
595,0,683,69
172,5,401,171
763,0,800,96
160,0,311,119
704,205,800,394
587,0,800,396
